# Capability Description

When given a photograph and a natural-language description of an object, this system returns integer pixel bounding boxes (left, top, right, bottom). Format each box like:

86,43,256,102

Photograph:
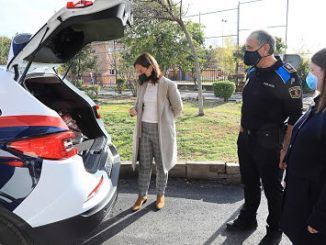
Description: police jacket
241,57,303,131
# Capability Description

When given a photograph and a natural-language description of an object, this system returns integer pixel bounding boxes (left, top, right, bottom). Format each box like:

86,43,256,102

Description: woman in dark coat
281,48,326,244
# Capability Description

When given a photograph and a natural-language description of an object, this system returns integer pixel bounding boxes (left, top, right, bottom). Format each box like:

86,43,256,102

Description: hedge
213,81,236,102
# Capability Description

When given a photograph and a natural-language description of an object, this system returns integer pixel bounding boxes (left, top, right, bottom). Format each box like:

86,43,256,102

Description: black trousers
237,130,284,230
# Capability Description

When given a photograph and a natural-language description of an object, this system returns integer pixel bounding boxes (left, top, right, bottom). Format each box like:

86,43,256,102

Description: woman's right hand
279,161,287,170
129,107,137,117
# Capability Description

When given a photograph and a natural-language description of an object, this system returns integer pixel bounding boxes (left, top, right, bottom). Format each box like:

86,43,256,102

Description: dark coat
281,97,326,245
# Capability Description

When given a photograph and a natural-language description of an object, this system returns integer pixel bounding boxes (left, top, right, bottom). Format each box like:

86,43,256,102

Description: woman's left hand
307,225,319,234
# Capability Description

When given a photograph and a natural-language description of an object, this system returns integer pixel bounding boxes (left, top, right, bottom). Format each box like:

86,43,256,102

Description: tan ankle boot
132,196,147,211
156,195,165,210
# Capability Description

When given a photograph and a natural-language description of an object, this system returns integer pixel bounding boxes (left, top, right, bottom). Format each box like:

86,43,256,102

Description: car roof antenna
18,27,49,84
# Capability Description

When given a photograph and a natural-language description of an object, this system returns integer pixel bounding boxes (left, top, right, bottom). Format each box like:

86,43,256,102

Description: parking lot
82,178,291,245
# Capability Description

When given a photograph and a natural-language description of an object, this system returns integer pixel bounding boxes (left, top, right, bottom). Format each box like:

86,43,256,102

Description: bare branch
166,0,173,11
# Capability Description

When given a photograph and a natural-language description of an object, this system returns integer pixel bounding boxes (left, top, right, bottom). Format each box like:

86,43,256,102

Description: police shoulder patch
246,66,256,75
276,66,291,84
288,85,302,99
283,63,296,73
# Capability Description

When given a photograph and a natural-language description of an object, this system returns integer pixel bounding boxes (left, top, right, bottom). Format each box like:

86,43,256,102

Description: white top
142,83,158,123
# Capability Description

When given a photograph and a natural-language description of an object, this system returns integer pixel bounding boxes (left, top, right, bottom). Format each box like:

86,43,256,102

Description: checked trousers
138,122,168,197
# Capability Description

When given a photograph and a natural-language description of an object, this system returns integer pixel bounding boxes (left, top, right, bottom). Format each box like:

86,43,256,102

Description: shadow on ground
118,177,243,204
83,202,158,245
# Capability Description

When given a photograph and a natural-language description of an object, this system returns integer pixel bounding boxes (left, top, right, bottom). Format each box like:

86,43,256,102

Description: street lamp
221,18,228,48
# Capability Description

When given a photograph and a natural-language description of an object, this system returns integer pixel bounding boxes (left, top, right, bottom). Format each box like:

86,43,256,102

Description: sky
0,0,324,56
183,0,325,55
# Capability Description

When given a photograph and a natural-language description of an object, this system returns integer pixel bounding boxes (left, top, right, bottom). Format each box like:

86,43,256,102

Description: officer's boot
226,210,258,231
258,226,282,245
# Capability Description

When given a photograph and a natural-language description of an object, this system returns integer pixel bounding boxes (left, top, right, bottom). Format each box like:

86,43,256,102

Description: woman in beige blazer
129,53,183,211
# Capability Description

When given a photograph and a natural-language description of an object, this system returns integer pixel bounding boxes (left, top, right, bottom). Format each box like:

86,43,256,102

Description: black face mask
243,49,262,66
138,73,150,84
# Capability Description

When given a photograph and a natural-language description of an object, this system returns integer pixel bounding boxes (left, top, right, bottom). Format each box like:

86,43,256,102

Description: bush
201,80,214,84
213,81,236,102
74,79,84,88
81,85,101,100
115,78,125,94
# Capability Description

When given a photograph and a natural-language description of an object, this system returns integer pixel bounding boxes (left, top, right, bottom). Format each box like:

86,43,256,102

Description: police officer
226,30,303,245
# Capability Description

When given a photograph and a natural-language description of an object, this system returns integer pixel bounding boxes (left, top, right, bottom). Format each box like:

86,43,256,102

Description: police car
0,0,131,244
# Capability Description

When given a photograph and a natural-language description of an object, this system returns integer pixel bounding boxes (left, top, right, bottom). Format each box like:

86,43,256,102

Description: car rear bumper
32,161,120,244
33,187,118,244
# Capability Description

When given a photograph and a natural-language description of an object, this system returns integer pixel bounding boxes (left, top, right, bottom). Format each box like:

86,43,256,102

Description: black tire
0,217,31,245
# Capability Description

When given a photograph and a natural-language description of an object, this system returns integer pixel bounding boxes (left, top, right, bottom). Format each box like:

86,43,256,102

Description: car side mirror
282,54,302,70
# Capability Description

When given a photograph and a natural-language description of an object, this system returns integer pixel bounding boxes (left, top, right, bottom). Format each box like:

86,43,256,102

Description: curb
120,160,241,184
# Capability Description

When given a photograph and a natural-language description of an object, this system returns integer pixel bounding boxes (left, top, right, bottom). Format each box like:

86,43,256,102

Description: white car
0,0,131,244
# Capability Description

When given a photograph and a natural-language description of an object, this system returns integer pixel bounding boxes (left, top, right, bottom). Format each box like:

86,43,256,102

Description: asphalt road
83,178,291,245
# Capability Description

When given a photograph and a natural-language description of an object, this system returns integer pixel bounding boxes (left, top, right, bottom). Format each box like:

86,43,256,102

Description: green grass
99,99,241,162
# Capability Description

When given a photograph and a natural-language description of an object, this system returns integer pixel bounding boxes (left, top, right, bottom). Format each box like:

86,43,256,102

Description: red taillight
8,131,78,160
86,175,104,201
67,0,93,9
0,160,25,167
94,105,101,119
6,160,25,167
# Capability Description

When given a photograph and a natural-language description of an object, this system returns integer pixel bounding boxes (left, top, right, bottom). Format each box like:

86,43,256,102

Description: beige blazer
131,76,183,173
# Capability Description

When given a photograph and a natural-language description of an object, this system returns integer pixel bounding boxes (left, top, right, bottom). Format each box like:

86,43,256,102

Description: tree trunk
178,20,204,116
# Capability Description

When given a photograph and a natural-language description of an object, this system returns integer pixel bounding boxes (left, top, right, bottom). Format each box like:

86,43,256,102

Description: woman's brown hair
311,48,326,112
133,53,162,84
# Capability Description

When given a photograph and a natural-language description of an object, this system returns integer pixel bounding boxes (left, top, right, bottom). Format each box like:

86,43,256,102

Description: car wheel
0,217,31,245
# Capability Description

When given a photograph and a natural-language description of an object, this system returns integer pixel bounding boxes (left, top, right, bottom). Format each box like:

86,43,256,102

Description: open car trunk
24,74,112,174
6,0,131,174
7,0,131,73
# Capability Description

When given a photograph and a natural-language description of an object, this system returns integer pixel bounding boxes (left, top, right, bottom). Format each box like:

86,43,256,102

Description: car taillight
0,159,25,167
7,131,78,160
93,105,101,119
67,0,94,9
6,160,25,167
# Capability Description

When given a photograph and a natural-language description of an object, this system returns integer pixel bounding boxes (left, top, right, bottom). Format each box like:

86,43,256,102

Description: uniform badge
284,63,296,73
288,86,302,99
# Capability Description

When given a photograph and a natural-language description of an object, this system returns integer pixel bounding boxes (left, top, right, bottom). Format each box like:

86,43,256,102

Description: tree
116,45,139,96
214,38,237,78
133,0,205,115
275,37,287,55
0,36,11,65
297,57,310,90
202,45,219,70
119,14,205,97
62,45,97,84
120,19,204,73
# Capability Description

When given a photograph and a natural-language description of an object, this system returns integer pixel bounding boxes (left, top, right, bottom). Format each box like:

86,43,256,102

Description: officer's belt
242,127,281,136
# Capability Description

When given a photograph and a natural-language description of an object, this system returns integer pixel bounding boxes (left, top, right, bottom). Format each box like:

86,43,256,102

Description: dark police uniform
281,96,326,245
238,57,303,231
